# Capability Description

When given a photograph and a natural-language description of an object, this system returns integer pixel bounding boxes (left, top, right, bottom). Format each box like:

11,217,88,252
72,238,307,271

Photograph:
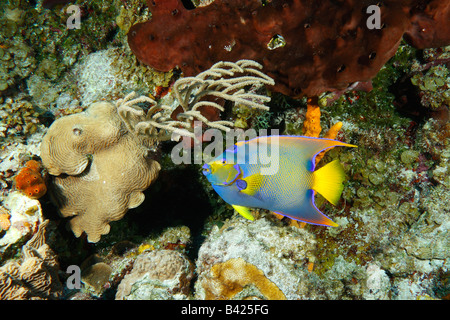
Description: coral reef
26,45,172,112
0,220,62,300
0,0,94,95
159,226,191,250
115,249,194,300
0,0,165,113
40,100,161,243
400,182,449,261
128,0,450,97
0,0,448,302
39,59,272,243
303,89,450,299
14,160,47,199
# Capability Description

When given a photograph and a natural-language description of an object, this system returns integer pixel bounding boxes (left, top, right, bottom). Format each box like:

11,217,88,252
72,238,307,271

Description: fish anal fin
274,210,338,227
273,189,339,227
232,205,254,221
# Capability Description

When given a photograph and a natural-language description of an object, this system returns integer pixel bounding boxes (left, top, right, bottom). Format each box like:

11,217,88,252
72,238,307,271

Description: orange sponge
14,160,47,199
0,210,11,231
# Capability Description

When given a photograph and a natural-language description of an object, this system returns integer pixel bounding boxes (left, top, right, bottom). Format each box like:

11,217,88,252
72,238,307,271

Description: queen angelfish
202,135,356,226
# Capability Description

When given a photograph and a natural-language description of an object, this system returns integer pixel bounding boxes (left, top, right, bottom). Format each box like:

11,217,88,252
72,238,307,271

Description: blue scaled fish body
202,135,356,227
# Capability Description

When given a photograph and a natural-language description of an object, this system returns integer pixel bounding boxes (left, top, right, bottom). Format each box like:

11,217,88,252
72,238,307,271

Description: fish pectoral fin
239,173,263,196
232,205,255,221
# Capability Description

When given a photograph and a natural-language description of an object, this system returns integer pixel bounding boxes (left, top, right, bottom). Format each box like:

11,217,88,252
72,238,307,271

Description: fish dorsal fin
270,136,356,171
238,173,264,196
232,205,254,221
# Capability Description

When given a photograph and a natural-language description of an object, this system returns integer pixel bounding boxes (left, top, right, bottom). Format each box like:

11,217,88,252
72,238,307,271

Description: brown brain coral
0,220,62,300
40,101,161,243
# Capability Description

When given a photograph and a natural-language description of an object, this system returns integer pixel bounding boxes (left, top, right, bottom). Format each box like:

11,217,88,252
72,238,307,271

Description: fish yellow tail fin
312,160,345,205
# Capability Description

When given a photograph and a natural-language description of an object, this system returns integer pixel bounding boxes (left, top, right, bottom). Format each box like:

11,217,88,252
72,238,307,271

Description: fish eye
222,159,226,164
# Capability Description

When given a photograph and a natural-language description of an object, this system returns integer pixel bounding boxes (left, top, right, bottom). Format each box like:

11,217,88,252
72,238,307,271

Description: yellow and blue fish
202,135,356,226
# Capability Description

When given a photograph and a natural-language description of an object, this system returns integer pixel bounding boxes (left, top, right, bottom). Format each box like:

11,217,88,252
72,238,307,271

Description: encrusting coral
40,101,161,243
128,0,450,98
200,257,286,300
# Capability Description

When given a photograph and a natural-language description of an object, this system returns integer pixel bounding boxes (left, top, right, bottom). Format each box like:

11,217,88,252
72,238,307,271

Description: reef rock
0,191,44,253
40,101,161,243
363,264,391,300
194,214,319,300
0,220,62,300
115,249,194,300
73,48,169,107
400,183,450,261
